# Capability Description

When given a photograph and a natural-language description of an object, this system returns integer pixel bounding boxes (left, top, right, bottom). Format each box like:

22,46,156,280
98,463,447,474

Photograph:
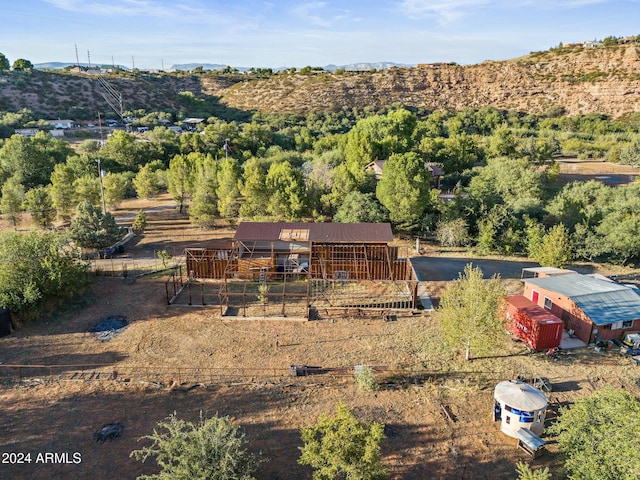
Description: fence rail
0,362,526,388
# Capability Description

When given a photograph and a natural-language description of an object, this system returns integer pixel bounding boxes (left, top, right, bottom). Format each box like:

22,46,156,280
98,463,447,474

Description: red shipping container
505,294,563,350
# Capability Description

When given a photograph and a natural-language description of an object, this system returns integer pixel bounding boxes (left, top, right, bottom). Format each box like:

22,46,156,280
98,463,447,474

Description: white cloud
293,2,332,27
42,0,232,24
397,0,618,23
398,0,490,23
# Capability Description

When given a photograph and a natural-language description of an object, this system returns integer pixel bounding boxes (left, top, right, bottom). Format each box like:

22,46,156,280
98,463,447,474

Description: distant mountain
34,62,129,70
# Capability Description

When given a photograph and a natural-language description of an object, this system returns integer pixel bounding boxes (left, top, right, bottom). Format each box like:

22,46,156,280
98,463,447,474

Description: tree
49,163,77,221
130,411,259,480
102,172,131,208
131,209,147,233
434,218,469,247
0,230,87,312
12,58,33,71
189,153,219,227
549,387,640,480
0,52,9,71
515,462,551,480
23,186,55,228
69,201,122,256
216,157,242,220
239,157,268,219
376,152,432,230
437,263,506,361
333,192,388,223
299,402,387,480
265,160,305,220
133,163,161,199
534,224,573,268
0,177,24,227
99,130,141,171
166,154,193,213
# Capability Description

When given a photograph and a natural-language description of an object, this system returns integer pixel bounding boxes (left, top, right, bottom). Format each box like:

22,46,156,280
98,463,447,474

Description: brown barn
183,222,417,317
522,273,640,344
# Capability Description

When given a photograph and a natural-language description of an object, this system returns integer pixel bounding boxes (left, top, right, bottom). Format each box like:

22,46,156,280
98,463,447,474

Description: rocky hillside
217,43,640,117
1,43,640,118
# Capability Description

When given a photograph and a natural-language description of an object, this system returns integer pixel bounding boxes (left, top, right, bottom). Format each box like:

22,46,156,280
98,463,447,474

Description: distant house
46,119,74,129
522,273,640,344
182,118,204,131
364,159,443,188
14,128,39,137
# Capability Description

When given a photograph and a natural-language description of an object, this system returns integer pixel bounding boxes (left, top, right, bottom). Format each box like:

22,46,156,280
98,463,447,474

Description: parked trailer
506,294,563,351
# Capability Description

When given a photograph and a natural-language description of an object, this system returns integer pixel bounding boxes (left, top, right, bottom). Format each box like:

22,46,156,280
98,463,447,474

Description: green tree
299,402,387,480
239,157,268,218
515,462,551,480
12,58,33,71
534,224,573,268
102,172,131,208
0,230,87,312
49,163,77,221
216,157,242,220
133,163,161,199
130,411,259,480
549,387,640,480
437,263,506,361
167,154,193,213
0,177,24,227
99,130,141,171
0,132,71,190
0,52,9,71
376,152,432,230
69,201,122,256
73,175,101,207
23,186,55,228
265,160,305,220
131,209,147,233
333,192,388,223
188,153,218,227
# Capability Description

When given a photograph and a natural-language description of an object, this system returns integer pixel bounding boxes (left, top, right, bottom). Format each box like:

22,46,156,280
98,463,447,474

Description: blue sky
1,0,639,69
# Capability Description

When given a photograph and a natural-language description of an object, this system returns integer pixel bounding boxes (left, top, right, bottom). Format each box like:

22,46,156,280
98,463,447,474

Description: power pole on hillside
75,43,80,67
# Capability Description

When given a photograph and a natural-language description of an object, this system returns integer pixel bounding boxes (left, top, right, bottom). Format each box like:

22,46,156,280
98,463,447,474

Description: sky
1,0,639,70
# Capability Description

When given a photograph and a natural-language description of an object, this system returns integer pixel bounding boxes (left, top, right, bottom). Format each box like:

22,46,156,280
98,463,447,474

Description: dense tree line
2,104,640,265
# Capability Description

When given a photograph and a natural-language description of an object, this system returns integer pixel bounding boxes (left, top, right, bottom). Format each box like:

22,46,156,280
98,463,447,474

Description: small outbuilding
505,294,563,351
493,380,548,437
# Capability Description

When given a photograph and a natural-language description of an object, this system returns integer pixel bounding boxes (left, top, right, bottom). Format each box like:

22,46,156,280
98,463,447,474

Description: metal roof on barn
523,273,640,325
234,222,394,243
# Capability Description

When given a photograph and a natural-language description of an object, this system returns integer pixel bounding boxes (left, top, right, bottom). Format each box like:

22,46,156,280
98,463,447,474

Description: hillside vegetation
1,44,640,118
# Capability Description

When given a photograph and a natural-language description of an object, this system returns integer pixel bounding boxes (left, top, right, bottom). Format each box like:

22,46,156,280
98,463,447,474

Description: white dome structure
493,380,548,437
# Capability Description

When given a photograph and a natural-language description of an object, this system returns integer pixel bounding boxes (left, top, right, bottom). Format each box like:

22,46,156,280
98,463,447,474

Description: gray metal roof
523,273,640,325
234,222,394,243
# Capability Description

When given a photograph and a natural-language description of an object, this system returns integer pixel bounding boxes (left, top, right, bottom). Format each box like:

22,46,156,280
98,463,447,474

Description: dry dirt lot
2,192,640,480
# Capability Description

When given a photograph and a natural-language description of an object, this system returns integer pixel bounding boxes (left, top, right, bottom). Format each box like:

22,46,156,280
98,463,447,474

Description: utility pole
223,138,230,159
75,43,80,67
96,157,107,215
87,50,91,68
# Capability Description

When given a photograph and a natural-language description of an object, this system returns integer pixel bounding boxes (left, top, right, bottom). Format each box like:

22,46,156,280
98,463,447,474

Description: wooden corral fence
0,362,545,389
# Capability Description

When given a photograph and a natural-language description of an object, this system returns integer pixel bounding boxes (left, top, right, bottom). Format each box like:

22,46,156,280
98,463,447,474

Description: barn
522,273,640,344
182,222,417,318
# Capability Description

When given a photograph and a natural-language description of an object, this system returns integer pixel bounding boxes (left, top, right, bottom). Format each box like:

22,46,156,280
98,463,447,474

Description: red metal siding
506,294,563,350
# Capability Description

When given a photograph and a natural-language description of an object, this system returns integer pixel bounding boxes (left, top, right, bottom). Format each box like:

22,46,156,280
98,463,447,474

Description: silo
493,380,548,437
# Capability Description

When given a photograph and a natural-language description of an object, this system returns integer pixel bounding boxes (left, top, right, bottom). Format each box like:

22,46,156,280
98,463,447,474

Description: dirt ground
2,181,640,479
